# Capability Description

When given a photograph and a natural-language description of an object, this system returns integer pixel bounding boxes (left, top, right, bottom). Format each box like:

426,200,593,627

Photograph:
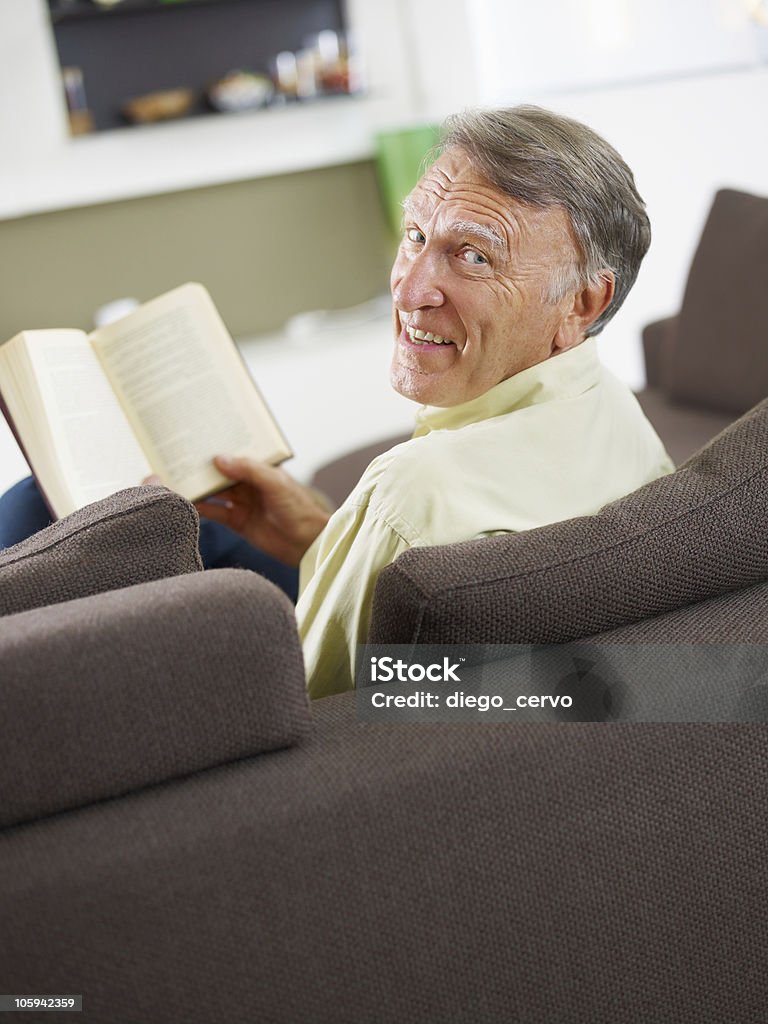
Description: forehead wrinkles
405,165,533,256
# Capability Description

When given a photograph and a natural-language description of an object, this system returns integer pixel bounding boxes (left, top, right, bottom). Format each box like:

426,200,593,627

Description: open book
0,282,292,519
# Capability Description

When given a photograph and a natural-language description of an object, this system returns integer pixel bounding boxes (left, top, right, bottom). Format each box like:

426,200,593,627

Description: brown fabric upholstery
635,387,733,466
2,699,768,1022
0,569,310,829
0,485,202,618
662,188,768,414
532,582,768,723
369,397,768,645
593,576,768,643
3,424,768,1018
640,314,677,389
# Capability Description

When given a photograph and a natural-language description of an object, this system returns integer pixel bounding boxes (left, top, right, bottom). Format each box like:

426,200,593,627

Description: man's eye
406,228,426,244
461,249,488,266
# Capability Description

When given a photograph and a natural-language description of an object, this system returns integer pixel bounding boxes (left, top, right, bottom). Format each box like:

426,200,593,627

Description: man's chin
390,365,456,407
390,365,426,404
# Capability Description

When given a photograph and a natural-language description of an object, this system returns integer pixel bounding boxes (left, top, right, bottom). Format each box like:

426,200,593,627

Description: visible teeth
406,325,452,345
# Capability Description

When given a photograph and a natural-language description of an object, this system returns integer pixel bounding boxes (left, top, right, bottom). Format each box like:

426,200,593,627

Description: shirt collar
412,337,601,436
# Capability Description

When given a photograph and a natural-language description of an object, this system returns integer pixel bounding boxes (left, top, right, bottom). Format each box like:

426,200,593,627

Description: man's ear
551,272,615,354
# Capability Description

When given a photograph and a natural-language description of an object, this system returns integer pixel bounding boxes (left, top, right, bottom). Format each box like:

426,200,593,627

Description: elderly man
196,105,673,698
0,106,673,697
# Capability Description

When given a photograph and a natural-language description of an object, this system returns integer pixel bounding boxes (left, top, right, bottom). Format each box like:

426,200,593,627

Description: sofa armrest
0,486,203,618
641,315,677,390
0,569,310,829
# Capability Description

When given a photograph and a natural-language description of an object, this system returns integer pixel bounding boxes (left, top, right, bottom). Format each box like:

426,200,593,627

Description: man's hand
193,455,331,567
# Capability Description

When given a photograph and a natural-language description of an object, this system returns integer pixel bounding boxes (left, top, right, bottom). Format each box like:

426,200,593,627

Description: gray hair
439,105,651,337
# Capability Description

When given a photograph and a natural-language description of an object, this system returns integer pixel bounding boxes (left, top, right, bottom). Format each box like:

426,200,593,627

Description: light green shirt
297,339,674,699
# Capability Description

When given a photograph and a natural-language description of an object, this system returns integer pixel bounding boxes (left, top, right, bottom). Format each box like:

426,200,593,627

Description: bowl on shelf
207,71,274,113
122,87,196,124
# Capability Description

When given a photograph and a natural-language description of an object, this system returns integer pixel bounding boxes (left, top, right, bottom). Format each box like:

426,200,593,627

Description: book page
91,283,291,501
22,331,152,513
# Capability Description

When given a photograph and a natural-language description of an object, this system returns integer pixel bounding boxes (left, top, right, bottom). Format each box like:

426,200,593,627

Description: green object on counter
375,124,440,238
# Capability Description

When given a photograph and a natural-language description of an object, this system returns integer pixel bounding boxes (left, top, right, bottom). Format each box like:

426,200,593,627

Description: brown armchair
636,187,768,464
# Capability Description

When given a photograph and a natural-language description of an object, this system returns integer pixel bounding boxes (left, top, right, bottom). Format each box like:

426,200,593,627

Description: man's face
389,148,583,407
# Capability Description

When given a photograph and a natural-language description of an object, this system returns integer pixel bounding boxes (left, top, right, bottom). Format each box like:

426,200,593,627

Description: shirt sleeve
296,500,413,700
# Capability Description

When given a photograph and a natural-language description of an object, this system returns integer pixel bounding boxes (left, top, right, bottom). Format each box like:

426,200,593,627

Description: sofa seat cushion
635,387,734,466
369,397,768,645
0,485,202,617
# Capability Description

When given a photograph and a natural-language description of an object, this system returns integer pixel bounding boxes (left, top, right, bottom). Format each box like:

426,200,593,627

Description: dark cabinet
47,0,352,133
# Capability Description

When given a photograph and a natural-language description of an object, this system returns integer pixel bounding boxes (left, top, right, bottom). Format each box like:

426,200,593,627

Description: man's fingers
142,474,164,486
214,454,283,488
215,454,258,480
194,496,237,526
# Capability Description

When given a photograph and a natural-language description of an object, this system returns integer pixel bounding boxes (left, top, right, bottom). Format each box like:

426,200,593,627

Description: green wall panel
0,160,393,341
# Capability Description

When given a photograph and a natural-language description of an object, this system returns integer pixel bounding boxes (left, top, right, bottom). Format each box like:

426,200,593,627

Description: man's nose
391,252,445,311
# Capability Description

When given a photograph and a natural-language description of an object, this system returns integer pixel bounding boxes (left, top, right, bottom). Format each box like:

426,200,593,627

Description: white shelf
0,0,419,222
0,96,376,221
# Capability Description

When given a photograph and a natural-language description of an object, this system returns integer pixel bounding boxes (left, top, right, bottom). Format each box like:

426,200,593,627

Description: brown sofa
2,393,768,1022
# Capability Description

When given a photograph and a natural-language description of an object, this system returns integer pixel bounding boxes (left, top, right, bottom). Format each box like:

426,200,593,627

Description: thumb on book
214,454,276,484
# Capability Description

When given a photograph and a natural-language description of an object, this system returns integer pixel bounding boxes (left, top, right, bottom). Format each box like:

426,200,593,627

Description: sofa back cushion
0,486,202,617
369,398,768,645
662,188,768,414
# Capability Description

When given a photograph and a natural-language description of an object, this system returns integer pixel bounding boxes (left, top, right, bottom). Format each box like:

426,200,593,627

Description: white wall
466,0,765,100
0,0,66,169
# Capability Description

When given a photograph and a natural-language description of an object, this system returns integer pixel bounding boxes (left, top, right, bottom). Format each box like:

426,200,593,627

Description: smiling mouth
404,324,455,346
